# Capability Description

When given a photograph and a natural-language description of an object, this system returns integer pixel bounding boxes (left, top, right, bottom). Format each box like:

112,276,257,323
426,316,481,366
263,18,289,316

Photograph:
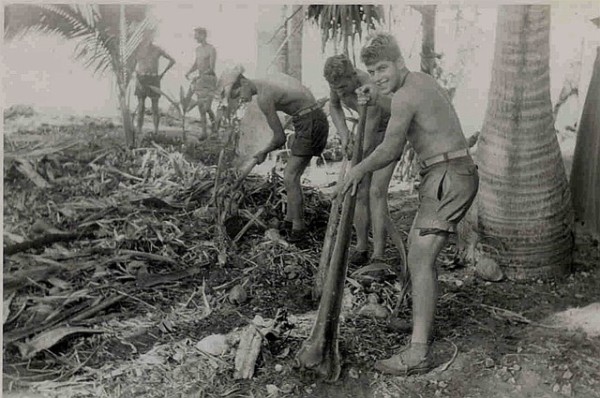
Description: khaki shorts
413,156,479,235
193,73,217,103
290,108,329,157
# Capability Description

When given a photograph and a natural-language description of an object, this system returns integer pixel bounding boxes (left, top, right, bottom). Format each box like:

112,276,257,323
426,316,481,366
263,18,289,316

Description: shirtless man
341,33,479,375
324,54,398,277
134,29,175,136
218,66,329,243
186,27,217,137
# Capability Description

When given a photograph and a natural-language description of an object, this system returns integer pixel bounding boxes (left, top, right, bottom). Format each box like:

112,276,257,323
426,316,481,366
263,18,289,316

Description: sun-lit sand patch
550,302,600,337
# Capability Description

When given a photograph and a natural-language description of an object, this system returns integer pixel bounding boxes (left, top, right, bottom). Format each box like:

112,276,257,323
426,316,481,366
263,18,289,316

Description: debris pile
2,132,332,387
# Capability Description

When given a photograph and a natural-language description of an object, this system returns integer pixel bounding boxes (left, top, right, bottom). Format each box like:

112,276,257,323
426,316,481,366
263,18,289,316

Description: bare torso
135,44,163,75
254,73,317,115
399,72,467,159
194,44,216,75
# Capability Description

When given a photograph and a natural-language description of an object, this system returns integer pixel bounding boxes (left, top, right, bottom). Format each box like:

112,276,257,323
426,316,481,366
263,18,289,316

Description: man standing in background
134,28,176,136
186,27,217,137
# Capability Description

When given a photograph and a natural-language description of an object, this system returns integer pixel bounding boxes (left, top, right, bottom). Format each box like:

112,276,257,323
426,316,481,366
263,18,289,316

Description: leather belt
419,148,470,168
293,102,323,118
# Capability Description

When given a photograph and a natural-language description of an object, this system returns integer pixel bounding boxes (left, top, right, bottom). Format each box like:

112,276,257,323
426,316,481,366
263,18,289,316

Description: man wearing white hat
218,66,329,243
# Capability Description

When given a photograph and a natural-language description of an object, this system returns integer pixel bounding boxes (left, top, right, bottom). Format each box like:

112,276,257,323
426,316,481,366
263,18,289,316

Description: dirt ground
3,112,600,398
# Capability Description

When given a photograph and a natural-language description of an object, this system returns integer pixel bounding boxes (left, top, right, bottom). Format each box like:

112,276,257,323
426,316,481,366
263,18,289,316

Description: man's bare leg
375,226,448,374
369,160,397,258
197,99,208,138
284,155,312,231
407,227,448,344
205,100,217,135
136,96,146,135
151,97,160,135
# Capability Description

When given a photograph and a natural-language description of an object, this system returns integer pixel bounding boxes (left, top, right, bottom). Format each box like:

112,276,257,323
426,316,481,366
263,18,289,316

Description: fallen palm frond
2,124,332,390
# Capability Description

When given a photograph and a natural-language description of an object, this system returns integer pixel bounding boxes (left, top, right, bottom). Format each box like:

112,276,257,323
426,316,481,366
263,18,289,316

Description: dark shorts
290,108,330,157
193,73,217,103
413,156,479,235
135,75,161,99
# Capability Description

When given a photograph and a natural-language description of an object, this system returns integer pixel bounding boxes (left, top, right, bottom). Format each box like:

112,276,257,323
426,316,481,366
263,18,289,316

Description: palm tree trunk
287,5,303,81
117,85,136,148
474,5,574,280
257,5,288,75
117,4,135,148
570,47,600,238
417,5,437,75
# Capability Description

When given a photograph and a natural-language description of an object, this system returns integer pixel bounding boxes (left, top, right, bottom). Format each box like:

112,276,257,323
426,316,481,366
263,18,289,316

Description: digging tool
231,157,259,192
312,155,349,300
295,105,368,382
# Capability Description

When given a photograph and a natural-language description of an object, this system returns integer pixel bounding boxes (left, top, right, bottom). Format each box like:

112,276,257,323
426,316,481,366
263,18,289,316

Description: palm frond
5,4,92,40
306,4,385,54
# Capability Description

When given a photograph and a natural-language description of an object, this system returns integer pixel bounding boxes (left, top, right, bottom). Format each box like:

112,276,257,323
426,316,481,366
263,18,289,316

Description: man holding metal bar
341,32,479,375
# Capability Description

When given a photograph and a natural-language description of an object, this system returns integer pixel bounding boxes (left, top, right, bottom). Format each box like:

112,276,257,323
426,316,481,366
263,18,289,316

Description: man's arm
255,97,287,163
355,92,414,174
374,94,392,113
329,89,351,150
159,48,176,79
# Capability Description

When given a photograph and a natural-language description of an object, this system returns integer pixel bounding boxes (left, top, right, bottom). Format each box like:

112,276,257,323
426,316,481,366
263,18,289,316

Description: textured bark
417,5,437,75
570,47,600,237
474,5,574,280
118,88,136,148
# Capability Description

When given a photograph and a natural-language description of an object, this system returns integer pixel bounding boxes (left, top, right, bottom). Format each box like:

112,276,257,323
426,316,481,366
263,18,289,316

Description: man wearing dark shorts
134,28,175,136
342,33,478,376
217,65,329,243
324,54,399,273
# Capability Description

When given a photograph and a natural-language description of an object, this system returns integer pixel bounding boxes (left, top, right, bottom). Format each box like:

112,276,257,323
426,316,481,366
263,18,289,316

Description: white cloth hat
216,64,245,102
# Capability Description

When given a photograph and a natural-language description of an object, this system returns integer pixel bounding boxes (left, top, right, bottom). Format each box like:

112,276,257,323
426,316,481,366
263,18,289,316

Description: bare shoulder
408,72,438,92
256,81,277,104
391,83,416,105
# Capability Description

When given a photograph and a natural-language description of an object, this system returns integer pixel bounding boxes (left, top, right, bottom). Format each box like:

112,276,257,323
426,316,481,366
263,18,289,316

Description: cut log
313,157,349,300
296,106,367,381
234,324,263,379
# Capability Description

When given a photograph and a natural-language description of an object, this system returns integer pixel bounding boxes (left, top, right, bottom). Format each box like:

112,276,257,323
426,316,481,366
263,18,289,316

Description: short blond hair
360,32,404,65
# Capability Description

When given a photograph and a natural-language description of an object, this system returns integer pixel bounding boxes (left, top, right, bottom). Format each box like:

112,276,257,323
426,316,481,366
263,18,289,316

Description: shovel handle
350,105,368,168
